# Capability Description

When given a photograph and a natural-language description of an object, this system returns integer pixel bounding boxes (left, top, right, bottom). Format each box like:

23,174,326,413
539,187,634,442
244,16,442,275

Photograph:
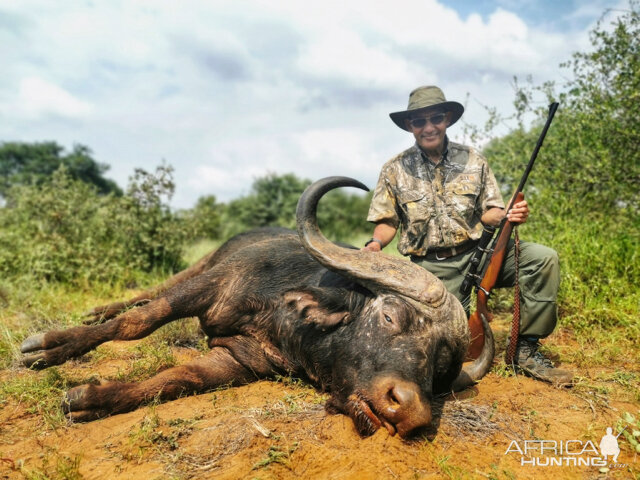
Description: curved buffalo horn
296,176,447,306
450,313,495,391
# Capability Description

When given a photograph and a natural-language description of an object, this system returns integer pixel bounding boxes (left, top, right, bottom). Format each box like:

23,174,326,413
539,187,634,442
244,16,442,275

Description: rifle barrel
506,102,559,213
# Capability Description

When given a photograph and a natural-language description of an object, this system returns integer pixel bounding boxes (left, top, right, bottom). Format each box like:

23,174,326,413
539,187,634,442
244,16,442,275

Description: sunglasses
408,113,446,129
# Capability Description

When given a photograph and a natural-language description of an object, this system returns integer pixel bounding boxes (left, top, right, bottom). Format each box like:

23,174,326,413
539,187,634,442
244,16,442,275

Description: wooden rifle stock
466,192,523,360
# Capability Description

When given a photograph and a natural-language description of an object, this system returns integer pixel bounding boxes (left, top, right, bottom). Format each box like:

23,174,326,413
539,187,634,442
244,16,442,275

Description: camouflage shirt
367,139,505,256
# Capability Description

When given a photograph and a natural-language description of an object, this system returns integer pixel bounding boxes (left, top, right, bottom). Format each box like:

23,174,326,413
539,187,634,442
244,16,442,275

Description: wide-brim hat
389,86,464,131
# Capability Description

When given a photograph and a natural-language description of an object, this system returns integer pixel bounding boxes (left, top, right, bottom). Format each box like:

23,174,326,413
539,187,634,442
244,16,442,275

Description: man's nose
423,122,437,133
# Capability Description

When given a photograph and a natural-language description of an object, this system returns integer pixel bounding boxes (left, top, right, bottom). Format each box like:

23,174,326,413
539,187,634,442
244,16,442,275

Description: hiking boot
508,338,573,386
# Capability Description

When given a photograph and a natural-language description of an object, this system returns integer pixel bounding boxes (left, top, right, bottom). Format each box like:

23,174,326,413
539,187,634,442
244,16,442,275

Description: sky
0,0,625,208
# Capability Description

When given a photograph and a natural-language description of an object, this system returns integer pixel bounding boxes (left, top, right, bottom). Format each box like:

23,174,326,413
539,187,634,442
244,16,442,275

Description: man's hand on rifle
480,199,529,227
507,199,529,224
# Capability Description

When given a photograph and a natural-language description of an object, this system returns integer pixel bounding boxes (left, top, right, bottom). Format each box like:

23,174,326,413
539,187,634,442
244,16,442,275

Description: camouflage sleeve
367,166,400,228
478,158,505,214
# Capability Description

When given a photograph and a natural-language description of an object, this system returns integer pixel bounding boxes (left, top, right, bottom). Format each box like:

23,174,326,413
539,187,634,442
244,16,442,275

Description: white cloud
189,164,262,197
297,30,429,89
293,128,372,170
17,76,93,118
0,0,618,207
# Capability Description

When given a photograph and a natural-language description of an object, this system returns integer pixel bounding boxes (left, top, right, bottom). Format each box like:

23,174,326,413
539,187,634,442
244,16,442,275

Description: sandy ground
1,317,638,480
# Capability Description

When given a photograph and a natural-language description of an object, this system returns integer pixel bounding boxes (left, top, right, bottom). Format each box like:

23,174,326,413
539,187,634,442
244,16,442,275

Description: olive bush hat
389,86,464,131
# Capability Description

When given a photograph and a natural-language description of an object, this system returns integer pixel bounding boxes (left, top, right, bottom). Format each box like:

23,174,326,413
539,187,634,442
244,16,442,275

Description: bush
217,172,372,242
481,3,640,330
523,215,639,332
317,189,373,242
0,165,188,286
181,195,223,240
221,173,311,238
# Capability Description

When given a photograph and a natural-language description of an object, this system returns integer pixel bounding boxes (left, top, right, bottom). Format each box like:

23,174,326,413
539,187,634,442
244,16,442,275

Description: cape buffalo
21,176,494,439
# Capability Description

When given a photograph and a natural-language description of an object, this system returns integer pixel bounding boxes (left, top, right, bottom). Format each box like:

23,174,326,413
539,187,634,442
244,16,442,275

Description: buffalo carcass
21,176,494,439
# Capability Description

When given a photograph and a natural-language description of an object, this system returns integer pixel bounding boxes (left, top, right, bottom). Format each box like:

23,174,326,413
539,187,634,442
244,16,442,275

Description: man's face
405,110,450,154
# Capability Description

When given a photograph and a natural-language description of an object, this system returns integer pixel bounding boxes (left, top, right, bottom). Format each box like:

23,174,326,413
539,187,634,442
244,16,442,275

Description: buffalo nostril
372,377,432,437
388,384,416,407
387,388,400,406
384,384,421,418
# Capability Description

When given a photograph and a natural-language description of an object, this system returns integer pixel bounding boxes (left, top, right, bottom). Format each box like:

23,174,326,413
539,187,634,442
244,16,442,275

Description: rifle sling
505,227,521,365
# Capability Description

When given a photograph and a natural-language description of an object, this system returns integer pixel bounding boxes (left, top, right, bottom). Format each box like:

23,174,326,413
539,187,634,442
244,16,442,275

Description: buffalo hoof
21,334,51,370
20,327,91,369
20,333,46,353
82,306,127,325
23,353,50,370
21,333,75,370
62,385,109,422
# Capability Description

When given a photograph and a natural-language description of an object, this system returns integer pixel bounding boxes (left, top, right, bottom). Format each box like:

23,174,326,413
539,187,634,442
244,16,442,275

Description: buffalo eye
380,312,400,333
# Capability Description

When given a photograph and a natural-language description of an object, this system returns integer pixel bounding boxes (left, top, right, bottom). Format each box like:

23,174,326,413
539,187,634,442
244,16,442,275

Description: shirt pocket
397,190,433,223
447,176,481,216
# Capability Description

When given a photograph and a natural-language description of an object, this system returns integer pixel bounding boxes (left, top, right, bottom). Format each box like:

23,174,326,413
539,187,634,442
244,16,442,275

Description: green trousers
412,239,560,338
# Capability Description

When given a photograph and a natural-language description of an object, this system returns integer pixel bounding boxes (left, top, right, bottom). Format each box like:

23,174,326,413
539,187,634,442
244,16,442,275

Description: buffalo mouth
345,391,398,437
335,381,433,439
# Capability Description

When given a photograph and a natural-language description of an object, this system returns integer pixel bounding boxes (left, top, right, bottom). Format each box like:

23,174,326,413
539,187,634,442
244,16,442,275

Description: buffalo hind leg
62,347,258,422
83,249,220,324
22,297,179,369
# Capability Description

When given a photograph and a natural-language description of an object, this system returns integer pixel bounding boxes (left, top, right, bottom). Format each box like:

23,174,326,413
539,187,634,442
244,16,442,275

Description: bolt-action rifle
463,102,559,360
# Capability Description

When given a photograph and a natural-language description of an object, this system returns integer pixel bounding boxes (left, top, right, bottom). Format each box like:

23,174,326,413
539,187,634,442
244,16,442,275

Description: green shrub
216,172,372,242
180,194,223,240
0,164,188,286
317,189,373,242
521,215,639,331
480,4,640,332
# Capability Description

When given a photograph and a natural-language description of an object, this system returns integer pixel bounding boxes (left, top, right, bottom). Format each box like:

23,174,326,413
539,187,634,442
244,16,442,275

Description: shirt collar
417,136,449,166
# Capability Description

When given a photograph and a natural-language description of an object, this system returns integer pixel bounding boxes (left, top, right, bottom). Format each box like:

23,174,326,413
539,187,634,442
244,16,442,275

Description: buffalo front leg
83,294,152,325
21,298,177,369
62,347,258,422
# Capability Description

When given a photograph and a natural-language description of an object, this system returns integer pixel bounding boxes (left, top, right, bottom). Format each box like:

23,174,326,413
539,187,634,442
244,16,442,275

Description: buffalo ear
283,288,353,329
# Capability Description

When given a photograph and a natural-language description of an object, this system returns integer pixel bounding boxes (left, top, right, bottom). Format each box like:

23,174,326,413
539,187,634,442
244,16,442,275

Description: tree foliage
316,188,373,241
0,141,122,199
485,2,640,219
215,172,371,241
483,2,640,328
222,173,311,237
182,195,223,240
0,165,187,285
